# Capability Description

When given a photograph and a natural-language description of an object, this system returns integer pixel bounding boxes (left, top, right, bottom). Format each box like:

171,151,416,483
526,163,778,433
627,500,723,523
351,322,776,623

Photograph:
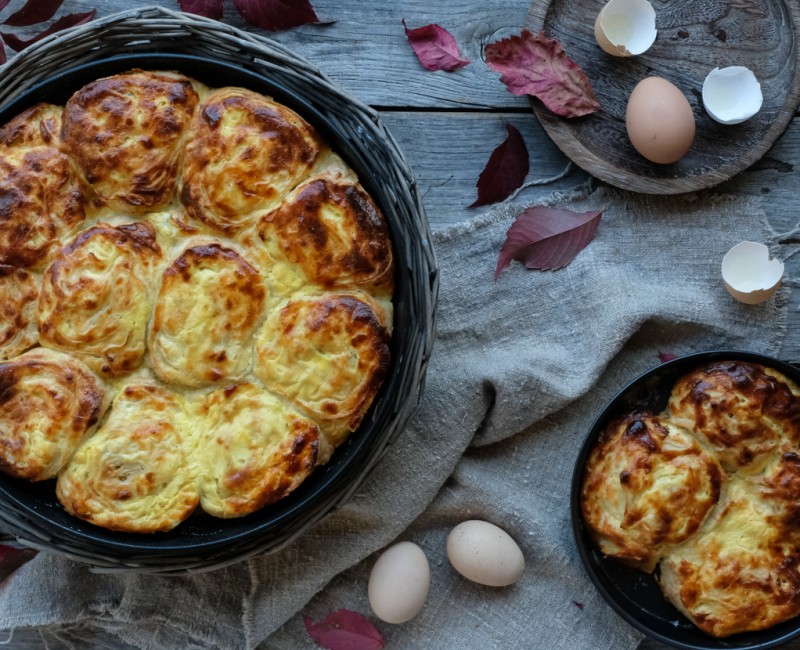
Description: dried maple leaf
0,544,36,583
1,10,96,52
495,206,602,278
178,0,224,20
3,0,64,27
471,122,529,207
304,609,384,650
233,0,330,31
402,19,469,72
484,30,601,118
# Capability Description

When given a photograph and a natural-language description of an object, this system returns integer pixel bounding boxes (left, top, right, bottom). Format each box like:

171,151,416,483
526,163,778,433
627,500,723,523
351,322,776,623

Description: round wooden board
525,0,800,194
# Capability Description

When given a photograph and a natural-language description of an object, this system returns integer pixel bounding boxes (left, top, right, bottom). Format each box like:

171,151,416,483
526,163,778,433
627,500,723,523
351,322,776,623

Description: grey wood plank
6,0,534,110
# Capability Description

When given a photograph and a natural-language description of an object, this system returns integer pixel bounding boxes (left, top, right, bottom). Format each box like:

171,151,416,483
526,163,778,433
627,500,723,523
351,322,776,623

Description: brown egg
625,77,695,164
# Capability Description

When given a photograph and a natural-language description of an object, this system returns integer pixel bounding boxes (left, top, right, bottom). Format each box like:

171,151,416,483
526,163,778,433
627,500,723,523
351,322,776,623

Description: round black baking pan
0,52,437,571
571,350,800,649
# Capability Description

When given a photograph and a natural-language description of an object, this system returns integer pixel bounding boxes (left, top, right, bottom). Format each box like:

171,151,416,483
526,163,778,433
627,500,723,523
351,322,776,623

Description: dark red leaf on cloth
2,0,64,27
471,123,529,207
484,30,601,118
0,544,37,583
658,352,678,363
1,10,96,52
178,0,224,20
304,610,384,650
495,206,602,278
0,41,5,65
0,0,10,14
402,19,469,72
233,0,329,31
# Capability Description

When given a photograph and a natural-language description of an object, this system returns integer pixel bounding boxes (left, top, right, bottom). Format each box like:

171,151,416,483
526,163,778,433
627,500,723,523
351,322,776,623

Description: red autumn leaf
471,122,529,207
495,206,602,278
402,19,469,72
484,30,601,118
658,352,678,363
232,0,330,31
178,0,224,20
0,544,36,583
304,609,384,650
1,10,96,52
2,0,64,27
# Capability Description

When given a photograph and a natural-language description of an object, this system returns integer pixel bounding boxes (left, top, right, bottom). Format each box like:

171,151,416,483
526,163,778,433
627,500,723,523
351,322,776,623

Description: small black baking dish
571,350,800,650
0,9,438,573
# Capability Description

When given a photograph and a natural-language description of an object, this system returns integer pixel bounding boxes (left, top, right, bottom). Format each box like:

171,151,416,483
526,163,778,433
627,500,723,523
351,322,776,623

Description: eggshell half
721,241,783,305
594,0,657,57
446,520,525,587
702,66,763,125
626,77,696,164
368,541,430,624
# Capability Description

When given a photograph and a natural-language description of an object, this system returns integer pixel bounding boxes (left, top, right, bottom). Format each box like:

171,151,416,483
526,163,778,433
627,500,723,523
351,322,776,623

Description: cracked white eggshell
368,541,430,624
721,241,783,305
594,0,657,57
446,520,525,587
702,66,763,125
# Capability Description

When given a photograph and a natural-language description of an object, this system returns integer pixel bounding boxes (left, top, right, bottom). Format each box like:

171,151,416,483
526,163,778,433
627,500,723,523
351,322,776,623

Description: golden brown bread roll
38,222,161,377
149,242,267,387
57,383,199,533
581,410,724,571
253,293,390,454
0,348,107,481
180,87,320,233
0,144,87,269
61,70,199,212
257,174,394,296
0,265,39,361
194,382,319,518
667,360,800,472
659,450,800,637
0,103,62,148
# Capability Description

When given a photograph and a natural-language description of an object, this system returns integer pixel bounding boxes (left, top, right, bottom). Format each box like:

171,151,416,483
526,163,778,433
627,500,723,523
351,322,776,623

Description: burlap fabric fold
0,183,789,649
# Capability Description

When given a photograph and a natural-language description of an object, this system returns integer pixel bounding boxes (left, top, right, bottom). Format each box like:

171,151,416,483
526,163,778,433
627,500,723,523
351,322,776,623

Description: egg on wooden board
446,520,525,587
625,76,696,164
368,541,430,624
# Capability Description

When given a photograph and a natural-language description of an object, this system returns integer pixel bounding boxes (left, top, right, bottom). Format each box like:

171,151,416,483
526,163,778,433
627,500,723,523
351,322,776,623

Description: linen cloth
0,182,791,650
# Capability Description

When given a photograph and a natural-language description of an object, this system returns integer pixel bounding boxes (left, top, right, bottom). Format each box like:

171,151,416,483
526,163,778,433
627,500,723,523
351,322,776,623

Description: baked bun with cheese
38,222,161,377
581,411,723,571
659,451,800,637
0,348,107,481
254,293,390,454
257,174,394,297
582,360,800,638
0,265,39,360
57,383,199,533
149,242,266,387
0,143,86,269
0,68,394,534
667,360,800,472
0,103,62,149
61,70,199,212
194,382,319,518
180,87,321,233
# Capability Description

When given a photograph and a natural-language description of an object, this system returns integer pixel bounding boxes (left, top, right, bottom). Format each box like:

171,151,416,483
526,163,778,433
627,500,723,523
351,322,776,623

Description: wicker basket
0,6,438,573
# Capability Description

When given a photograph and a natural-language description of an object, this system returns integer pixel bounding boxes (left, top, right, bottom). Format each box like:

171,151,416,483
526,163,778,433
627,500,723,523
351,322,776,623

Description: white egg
594,0,657,57
702,66,763,125
368,541,430,624
446,520,525,587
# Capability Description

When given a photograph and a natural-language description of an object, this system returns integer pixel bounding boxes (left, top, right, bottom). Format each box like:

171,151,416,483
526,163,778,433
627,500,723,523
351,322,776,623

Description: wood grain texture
525,0,800,194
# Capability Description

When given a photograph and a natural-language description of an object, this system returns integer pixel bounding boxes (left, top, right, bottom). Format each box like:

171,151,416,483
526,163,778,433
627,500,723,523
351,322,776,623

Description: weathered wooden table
3,0,800,648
